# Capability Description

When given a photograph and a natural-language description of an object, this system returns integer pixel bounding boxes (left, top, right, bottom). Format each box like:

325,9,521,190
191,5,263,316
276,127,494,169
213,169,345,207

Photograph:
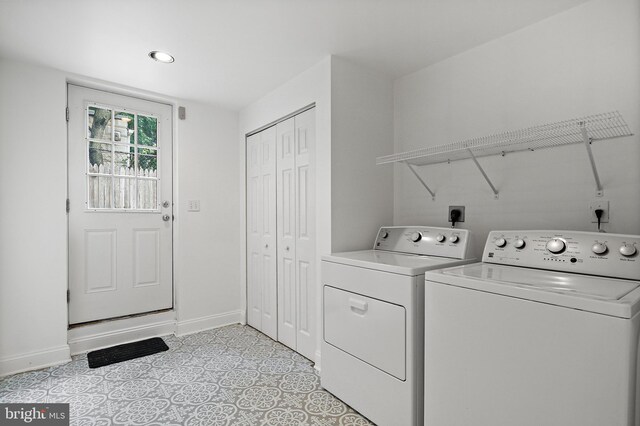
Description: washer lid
426,263,640,318
322,250,474,276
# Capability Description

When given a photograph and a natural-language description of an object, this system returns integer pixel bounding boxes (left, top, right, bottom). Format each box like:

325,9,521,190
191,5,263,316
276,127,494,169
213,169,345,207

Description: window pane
137,115,157,147
114,177,136,209
88,176,112,208
88,142,112,174
137,179,157,210
85,105,162,212
113,145,135,174
138,147,157,155
114,111,135,143
137,148,157,176
88,106,112,141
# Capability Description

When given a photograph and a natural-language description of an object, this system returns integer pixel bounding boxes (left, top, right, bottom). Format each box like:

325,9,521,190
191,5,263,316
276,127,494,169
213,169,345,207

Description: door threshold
68,308,174,329
67,310,176,355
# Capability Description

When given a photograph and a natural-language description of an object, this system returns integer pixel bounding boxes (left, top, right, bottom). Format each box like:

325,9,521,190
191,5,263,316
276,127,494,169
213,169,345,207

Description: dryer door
324,285,406,380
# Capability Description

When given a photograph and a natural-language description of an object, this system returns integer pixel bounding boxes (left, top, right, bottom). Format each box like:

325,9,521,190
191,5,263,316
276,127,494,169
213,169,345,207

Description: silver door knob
162,201,170,208
162,214,171,221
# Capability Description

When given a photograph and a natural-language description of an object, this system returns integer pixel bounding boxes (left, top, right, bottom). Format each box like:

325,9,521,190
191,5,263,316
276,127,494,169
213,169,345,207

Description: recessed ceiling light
148,51,174,63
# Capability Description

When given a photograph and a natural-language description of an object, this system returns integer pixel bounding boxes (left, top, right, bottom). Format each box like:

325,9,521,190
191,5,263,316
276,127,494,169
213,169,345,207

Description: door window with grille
86,105,160,211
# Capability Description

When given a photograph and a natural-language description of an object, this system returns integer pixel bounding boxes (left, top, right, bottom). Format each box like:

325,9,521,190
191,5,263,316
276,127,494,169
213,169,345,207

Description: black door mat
87,337,169,368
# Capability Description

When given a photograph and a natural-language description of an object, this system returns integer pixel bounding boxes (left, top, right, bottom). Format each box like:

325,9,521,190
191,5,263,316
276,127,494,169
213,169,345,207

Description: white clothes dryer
424,230,640,426
321,226,475,426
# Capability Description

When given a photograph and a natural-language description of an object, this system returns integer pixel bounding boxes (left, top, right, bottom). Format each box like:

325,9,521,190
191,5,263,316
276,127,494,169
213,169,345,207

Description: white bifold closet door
276,108,315,361
246,126,278,340
246,107,315,361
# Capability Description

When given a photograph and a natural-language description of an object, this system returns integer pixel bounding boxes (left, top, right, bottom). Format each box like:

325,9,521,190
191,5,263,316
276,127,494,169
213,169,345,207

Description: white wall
238,56,394,366
238,57,332,366
0,59,70,374
0,58,240,375
331,57,394,252
174,99,242,335
175,101,244,334
393,0,640,256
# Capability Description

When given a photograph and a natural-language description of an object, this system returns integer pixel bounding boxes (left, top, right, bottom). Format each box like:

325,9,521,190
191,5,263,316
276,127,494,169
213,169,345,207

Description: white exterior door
246,127,278,339
276,108,315,360
67,85,173,325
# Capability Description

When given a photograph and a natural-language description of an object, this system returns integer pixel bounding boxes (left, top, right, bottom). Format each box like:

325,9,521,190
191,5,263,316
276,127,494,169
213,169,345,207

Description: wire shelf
377,111,632,166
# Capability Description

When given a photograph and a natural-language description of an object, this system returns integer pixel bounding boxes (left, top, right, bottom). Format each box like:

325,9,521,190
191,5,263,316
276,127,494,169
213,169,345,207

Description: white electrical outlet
187,200,201,212
589,200,609,223
448,206,465,223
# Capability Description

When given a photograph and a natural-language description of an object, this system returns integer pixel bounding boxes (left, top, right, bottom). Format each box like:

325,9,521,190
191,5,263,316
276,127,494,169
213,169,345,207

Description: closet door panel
246,134,262,330
260,127,278,340
294,109,316,361
277,118,297,350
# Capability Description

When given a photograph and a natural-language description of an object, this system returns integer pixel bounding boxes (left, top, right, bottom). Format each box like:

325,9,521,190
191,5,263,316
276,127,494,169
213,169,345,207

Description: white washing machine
321,226,475,426
424,230,640,426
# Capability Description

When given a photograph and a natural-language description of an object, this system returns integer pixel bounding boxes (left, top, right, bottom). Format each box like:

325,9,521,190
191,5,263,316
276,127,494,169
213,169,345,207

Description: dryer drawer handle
349,298,368,313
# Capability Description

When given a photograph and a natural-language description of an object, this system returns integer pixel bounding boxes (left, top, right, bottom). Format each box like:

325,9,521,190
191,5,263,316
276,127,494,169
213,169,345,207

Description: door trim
65,81,178,338
245,103,315,137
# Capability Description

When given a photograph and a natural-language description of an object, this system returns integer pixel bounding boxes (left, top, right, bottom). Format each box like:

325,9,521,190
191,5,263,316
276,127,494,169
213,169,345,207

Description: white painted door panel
293,108,316,360
260,127,278,339
246,127,278,339
246,133,263,330
277,117,297,350
68,85,173,324
247,107,315,360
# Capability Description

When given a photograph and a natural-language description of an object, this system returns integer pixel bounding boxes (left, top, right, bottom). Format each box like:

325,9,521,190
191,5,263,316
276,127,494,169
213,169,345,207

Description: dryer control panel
483,230,640,280
374,226,471,260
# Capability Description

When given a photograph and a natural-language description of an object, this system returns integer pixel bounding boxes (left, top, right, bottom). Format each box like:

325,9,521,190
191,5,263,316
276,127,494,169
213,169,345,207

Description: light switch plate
187,200,200,212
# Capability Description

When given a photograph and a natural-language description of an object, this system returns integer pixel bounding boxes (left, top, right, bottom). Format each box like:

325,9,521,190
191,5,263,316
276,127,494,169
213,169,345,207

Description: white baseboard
0,345,71,377
314,349,322,372
175,310,243,336
68,311,177,355
3,310,244,376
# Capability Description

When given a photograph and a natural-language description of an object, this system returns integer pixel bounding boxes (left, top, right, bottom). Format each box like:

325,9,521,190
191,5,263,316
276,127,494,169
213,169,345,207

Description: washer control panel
483,230,640,280
374,226,471,259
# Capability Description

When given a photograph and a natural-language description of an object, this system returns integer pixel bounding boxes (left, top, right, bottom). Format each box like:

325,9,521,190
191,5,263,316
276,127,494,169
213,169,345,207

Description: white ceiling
0,0,590,110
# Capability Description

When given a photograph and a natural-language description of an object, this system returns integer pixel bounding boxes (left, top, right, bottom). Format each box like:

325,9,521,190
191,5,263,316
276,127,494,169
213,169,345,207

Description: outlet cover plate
589,200,609,223
448,205,465,223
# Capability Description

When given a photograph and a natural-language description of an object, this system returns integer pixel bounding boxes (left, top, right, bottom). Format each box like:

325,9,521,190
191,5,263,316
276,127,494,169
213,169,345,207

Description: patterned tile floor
0,324,375,425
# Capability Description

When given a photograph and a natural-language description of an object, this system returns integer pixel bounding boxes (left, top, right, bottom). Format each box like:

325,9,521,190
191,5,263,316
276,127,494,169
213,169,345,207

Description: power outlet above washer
589,200,609,223
448,206,465,223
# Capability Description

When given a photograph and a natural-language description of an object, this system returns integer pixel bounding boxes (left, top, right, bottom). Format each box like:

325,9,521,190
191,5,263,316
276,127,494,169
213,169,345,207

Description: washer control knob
546,239,566,254
514,239,526,249
436,234,446,243
380,230,389,239
619,244,637,257
411,232,422,242
449,235,459,243
495,238,507,248
591,242,607,255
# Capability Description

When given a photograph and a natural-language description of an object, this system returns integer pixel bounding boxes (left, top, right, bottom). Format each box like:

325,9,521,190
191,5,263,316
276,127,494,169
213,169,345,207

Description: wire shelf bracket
405,162,436,200
377,111,633,199
467,149,499,199
580,122,604,197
